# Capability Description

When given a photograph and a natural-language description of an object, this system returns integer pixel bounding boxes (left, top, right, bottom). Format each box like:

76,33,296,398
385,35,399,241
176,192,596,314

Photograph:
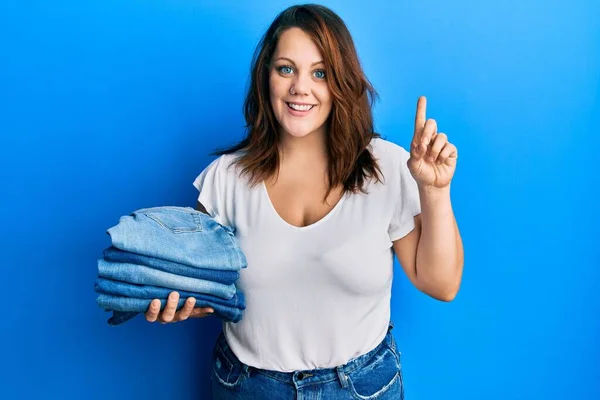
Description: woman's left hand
407,96,458,189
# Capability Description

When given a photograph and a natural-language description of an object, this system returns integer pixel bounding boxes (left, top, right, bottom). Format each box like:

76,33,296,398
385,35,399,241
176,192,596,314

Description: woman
145,4,463,399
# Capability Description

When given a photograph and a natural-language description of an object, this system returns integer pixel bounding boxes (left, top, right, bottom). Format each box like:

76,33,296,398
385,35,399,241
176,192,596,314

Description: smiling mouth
286,102,315,111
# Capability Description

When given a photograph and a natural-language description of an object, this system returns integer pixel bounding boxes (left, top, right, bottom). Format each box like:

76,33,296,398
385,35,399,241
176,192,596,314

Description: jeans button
297,372,305,380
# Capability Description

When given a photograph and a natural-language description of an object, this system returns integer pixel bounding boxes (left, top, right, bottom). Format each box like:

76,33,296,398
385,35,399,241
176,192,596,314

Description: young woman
145,4,463,399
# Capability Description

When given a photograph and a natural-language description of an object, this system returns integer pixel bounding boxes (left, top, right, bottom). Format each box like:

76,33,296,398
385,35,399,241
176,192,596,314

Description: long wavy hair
215,4,383,198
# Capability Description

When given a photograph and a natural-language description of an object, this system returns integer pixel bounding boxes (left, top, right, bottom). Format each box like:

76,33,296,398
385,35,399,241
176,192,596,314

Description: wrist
418,183,450,197
418,184,452,209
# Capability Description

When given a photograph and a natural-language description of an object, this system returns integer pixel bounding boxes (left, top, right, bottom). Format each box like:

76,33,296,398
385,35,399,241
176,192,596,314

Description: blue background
1,0,598,399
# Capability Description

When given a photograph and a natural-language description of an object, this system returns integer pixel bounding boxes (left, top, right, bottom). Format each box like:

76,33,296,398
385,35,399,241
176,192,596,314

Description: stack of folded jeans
94,206,247,326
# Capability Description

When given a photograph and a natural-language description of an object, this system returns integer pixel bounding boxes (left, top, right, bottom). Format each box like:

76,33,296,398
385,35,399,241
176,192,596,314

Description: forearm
415,185,464,301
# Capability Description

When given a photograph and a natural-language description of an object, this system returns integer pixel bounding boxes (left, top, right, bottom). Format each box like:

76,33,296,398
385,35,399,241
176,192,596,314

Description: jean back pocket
140,207,203,233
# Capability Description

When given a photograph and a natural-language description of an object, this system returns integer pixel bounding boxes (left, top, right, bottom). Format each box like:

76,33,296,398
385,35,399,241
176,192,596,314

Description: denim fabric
97,259,237,299
96,294,243,326
94,277,245,309
106,206,246,271
103,246,239,285
103,310,139,326
209,323,403,399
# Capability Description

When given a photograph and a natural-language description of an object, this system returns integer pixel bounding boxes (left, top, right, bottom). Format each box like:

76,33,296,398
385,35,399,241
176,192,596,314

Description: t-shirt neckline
261,181,347,230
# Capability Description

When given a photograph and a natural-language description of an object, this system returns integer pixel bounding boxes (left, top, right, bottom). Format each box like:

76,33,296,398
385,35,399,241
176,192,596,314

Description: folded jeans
103,246,239,285
106,206,246,271
97,258,237,299
94,277,245,309
96,294,243,326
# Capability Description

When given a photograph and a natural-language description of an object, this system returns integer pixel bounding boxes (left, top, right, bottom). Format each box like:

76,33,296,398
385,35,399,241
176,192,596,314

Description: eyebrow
273,57,324,67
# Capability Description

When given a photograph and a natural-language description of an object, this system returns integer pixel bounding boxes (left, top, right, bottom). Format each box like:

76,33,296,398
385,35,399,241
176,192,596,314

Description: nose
291,73,311,96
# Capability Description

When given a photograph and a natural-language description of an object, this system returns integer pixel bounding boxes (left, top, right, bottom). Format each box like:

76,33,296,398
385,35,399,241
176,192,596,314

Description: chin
284,127,316,138
278,118,326,139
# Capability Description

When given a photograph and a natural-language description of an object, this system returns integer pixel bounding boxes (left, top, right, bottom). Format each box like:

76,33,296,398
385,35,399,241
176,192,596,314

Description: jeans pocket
142,208,203,233
347,345,402,400
212,345,245,388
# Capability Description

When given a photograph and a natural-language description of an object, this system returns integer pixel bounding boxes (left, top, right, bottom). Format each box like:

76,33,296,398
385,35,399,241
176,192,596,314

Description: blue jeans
95,277,245,325
94,277,245,309
106,206,246,271
210,323,404,399
97,259,237,299
96,293,243,326
103,246,239,285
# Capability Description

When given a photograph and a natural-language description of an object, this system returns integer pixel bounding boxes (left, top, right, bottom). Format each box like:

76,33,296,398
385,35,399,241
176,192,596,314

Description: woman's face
269,27,333,141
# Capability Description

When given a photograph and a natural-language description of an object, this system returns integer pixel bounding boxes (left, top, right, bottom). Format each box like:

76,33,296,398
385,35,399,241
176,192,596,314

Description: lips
286,102,315,112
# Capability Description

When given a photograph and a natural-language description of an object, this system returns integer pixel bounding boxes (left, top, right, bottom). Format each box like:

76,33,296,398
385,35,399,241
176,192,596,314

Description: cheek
316,85,331,102
318,91,333,114
269,88,282,115
269,75,286,98
322,97,333,112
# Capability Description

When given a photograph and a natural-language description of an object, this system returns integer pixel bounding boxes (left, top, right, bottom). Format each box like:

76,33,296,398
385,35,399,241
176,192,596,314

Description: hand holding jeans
145,291,214,323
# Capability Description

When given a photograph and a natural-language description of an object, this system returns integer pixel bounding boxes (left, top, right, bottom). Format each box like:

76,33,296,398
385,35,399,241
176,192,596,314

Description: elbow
440,278,462,302
420,278,461,302
415,260,463,302
436,287,459,302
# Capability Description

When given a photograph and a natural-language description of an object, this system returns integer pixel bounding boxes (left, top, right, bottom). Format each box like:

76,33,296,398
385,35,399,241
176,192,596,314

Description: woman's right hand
145,291,214,323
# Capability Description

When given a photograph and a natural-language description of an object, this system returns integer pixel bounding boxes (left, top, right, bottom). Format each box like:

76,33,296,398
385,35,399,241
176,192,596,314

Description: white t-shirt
193,137,421,372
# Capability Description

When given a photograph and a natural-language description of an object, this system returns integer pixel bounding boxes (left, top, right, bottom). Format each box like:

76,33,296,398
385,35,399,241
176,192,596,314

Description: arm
393,186,464,301
393,96,464,301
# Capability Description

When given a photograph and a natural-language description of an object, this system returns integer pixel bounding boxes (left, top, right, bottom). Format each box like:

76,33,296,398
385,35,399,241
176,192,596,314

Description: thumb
406,152,420,174
410,140,427,161
190,307,214,318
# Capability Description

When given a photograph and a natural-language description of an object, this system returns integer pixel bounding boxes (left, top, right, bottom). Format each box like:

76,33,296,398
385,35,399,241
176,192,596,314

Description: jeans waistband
214,322,396,386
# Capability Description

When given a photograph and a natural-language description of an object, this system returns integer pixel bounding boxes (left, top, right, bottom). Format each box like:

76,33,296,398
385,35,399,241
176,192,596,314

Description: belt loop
336,366,348,389
193,213,202,229
242,364,251,378
388,321,394,332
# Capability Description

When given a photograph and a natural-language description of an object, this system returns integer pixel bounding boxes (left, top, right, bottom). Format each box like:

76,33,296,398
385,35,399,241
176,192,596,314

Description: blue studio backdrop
1,0,598,399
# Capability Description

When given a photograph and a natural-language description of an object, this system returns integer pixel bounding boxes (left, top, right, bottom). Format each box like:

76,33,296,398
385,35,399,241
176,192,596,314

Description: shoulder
199,152,244,180
211,152,242,172
193,151,245,192
192,152,245,225
368,137,411,171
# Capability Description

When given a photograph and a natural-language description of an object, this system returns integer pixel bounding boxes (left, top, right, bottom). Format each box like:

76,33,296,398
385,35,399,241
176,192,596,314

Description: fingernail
207,308,214,313
169,292,177,300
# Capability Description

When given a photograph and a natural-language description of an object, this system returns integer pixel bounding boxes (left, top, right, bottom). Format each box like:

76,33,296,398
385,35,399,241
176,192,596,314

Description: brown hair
215,4,383,198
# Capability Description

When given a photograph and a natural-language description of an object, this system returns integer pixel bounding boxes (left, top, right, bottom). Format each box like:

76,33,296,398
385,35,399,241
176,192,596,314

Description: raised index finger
414,96,427,140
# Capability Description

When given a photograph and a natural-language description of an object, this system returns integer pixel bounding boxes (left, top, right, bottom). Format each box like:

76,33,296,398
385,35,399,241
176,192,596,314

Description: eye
277,65,294,75
314,69,326,79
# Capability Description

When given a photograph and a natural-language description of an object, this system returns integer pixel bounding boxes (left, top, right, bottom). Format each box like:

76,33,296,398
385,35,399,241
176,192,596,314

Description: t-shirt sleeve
388,147,422,241
192,156,232,227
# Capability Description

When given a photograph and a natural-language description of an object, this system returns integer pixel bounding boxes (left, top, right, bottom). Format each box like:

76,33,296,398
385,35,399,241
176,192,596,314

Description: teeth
288,103,314,111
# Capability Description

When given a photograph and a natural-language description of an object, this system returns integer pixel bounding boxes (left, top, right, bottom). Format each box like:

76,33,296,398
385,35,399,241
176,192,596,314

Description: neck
278,128,328,165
